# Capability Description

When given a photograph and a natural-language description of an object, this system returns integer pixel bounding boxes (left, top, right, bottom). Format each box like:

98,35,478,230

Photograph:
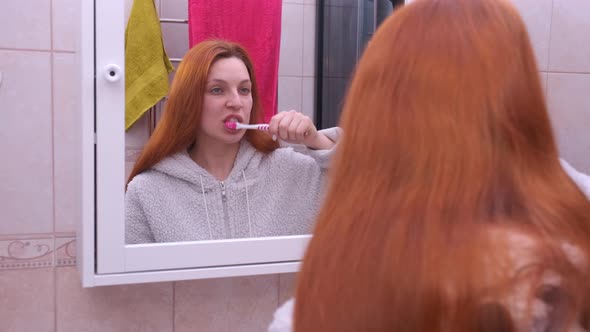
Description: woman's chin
219,131,245,145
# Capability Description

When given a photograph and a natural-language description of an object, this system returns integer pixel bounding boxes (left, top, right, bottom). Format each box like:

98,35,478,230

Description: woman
270,0,590,331
125,40,340,244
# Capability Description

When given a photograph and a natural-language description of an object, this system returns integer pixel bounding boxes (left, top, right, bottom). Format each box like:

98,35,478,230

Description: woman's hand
268,110,335,150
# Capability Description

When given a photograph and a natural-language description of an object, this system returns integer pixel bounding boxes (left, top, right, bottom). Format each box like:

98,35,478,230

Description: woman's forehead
208,57,250,81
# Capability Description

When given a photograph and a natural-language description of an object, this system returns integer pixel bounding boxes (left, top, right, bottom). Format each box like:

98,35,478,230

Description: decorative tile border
56,236,76,267
0,234,76,270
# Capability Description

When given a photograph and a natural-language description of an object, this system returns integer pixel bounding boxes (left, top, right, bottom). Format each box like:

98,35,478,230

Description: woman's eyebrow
207,78,251,84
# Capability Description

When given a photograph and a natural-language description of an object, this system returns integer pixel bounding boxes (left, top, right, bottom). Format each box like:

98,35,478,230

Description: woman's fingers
268,110,316,144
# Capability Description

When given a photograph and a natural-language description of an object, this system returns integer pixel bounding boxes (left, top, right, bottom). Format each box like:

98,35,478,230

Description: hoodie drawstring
199,174,213,240
242,169,253,237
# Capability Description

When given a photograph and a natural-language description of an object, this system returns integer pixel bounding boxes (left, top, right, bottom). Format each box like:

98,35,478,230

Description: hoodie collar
151,139,258,187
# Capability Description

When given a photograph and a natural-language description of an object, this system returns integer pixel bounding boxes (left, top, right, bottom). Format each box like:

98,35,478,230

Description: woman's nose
226,90,243,109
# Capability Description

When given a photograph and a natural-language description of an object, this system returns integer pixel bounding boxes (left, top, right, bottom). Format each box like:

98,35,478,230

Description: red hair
294,0,590,331
127,40,278,184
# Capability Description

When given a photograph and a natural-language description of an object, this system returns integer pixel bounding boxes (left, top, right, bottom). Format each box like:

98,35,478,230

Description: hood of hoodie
151,139,261,190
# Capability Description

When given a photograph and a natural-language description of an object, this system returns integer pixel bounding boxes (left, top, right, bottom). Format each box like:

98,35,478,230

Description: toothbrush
224,121,269,131
224,121,309,138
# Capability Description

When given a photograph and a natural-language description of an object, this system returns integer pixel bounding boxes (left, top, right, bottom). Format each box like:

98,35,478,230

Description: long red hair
127,40,278,184
294,0,590,331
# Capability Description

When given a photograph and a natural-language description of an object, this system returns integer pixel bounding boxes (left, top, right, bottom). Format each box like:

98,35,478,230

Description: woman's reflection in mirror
125,40,341,244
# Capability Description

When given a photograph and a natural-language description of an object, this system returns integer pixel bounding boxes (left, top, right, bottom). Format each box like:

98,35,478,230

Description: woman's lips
223,117,242,134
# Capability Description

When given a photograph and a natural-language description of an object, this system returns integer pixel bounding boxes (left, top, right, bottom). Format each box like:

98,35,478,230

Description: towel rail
159,18,188,24
144,18,187,135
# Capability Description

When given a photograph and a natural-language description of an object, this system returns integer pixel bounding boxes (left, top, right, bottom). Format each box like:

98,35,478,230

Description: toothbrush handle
256,124,269,131
237,123,269,131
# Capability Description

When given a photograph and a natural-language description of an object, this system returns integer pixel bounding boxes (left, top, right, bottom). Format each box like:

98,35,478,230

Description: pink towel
189,0,282,123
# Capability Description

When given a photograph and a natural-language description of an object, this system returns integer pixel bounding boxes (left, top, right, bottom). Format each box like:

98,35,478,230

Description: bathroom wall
1,0,304,330
0,0,588,331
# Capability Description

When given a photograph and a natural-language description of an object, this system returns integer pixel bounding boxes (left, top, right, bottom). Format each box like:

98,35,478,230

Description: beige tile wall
544,0,590,172
0,0,587,331
279,1,317,119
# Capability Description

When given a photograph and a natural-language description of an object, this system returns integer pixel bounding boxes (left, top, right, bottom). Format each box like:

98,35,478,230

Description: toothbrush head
224,121,238,129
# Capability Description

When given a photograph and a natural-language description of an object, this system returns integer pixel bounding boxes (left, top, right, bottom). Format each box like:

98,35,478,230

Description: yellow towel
125,0,174,130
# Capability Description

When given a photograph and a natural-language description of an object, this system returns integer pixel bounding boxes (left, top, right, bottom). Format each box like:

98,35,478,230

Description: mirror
123,0,399,244
123,0,329,245
82,0,402,286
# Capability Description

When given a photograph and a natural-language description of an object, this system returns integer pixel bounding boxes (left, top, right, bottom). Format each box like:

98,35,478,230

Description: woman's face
198,57,253,145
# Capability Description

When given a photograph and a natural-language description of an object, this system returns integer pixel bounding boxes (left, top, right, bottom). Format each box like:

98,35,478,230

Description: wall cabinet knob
103,64,122,82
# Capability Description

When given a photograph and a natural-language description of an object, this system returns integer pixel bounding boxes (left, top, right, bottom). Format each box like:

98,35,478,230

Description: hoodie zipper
220,181,231,237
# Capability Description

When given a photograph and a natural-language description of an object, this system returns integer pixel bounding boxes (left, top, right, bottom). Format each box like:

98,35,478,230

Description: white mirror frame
78,0,310,287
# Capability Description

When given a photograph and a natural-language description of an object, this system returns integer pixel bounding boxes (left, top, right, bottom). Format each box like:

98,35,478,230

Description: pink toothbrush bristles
224,121,237,129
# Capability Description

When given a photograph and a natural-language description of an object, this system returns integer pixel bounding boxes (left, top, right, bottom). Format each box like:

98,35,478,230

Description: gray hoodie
125,128,341,244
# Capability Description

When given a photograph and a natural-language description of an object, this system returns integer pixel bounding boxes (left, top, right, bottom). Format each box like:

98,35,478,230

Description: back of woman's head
127,40,278,185
294,0,590,331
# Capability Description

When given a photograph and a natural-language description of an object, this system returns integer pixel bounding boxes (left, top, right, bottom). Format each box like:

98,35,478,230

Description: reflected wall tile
325,5,358,78
279,4,304,76
125,113,150,149
52,0,80,52
0,51,53,234
0,268,54,332
54,53,81,233
56,267,173,332
162,24,189,60
303,4,317,77
278,77,303,112
0,0,51,49
278,273,297,306
509,0,552,71
124,0,134,22
160,0,188,19
304,0,318,4
174,275,278,332
302,77,316,120
540,71,548,97
548,0,590,72
125,162,136,183
0,235,54,270
547,73,590,173
284,0,305,4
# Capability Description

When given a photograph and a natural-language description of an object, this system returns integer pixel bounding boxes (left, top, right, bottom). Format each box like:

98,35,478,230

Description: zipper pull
220,181,227,202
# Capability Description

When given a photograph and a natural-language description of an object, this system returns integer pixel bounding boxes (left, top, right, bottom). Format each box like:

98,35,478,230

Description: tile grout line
277,274,281,309
51,0,56,245
546,0,556,74
300,4,305,114
300,2,306,99
547,71,590,75
172,282,176,331
50,0,58,330
0,47,75,54
0,232,75,238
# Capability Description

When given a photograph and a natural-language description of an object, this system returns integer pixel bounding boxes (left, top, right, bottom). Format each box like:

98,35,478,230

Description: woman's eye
240,87,251,94
210,87,222,94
